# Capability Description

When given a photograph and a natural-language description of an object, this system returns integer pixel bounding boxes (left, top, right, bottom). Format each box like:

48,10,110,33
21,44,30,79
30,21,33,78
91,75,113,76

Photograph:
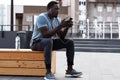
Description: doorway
16,13,23,31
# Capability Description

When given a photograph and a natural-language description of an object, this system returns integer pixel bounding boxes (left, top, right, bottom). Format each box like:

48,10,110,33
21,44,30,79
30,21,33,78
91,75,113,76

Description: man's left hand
66,20,73,28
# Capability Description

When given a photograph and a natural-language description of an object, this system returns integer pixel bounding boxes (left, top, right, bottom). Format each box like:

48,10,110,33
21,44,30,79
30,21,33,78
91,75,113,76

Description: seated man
30,1,82,80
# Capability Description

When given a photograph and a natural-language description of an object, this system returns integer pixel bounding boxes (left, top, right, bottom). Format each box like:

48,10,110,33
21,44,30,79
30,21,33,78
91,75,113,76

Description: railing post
1,25,4,38
1,25,3,31
10,0,14,31
118,21,120,39
94,19,97,39
87,19,89,39
103,22,105,39
99,23,102,39
110,23,112,39
28,25,30,31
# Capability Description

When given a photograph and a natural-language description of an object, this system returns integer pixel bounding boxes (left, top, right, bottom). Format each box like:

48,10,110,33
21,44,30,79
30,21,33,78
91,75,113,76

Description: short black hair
47,1,58,10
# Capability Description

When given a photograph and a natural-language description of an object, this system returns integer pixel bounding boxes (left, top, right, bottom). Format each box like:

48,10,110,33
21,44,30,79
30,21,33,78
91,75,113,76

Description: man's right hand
60,18,73,28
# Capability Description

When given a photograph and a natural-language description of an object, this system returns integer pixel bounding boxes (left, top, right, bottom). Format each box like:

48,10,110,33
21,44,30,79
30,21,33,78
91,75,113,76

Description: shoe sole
44,77,56,80
65,73,82,77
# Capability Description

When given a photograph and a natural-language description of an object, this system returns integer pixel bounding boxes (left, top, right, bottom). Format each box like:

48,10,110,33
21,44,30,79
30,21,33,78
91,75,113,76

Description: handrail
0,25,31,31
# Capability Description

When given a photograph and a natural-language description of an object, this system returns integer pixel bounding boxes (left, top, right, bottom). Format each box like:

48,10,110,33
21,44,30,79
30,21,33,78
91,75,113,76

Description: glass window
97,16,103,22
116,17,120,22
0,5,4,25
97,6,103,12
26,16,32,22
79,2,81,5
116,6,120,12
83,2,86,5
107,16,112,22
89,0,95,2
107,6,112,12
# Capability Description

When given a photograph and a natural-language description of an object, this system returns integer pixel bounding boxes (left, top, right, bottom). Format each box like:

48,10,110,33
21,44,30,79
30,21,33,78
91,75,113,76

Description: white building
79,0,87,37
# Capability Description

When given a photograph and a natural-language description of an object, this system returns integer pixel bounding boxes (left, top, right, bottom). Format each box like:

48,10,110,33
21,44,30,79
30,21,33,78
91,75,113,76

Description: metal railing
0,25,32,31
86,19,120,39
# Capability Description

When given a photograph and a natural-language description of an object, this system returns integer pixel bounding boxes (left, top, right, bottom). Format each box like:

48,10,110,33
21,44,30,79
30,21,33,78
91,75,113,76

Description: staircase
73,39,120,53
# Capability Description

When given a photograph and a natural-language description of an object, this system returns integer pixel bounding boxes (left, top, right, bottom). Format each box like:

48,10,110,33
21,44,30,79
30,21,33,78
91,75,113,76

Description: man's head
47,1,60,18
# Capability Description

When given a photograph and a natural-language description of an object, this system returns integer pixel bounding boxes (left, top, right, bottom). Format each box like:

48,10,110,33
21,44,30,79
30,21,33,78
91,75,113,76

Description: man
30,1,82,80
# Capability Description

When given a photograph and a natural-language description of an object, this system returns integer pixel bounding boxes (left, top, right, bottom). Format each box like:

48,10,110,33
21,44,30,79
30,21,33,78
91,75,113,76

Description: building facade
87,0,120,22
78,0,87,37
4,0,120,38
0,0,80,37
87,0,120,39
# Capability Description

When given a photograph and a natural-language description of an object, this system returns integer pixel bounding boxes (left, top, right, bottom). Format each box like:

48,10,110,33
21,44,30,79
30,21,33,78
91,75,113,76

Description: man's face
50,4,60,18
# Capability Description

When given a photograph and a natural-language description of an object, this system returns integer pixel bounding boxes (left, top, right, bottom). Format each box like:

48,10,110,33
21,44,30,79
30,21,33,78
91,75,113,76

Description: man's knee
66,39,74,46
44,38,53,46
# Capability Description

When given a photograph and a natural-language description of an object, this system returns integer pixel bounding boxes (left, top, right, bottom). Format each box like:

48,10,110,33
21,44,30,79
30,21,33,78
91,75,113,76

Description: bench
0,49,56,76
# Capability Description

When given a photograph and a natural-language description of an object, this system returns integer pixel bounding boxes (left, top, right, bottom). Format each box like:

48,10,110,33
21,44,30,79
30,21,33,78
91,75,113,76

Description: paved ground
0,51,120,80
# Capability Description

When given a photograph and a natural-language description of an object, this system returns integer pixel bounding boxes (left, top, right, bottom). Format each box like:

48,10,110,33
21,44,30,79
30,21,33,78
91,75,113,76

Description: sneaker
44,72,56,80
65,69,82,77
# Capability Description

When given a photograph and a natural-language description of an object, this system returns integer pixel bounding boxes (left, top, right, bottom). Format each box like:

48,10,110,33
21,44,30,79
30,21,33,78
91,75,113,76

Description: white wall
7,5,23,31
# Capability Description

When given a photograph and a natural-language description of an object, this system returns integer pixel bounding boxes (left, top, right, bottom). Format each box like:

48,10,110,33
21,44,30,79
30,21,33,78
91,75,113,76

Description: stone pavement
0,51,120,80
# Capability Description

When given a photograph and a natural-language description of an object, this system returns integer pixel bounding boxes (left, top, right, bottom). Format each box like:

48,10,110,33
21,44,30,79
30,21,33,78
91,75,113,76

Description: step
74,40,120,45
75,47,120,53
75,44,120,48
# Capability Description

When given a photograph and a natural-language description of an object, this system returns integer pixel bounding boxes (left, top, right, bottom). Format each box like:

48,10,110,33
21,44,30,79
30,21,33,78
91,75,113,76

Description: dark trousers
31,38,74,69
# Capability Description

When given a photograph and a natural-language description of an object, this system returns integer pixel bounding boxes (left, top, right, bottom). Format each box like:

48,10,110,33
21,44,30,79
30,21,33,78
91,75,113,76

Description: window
97,16,103,22
107,6,112,12
107,16,112,22
89,0,95,2
116,6,120,12
0,5,7,30
0,5,4,26
79,1,86,6
79,2,81,5
116,17,120,22
97,6,103,12
26,16,32,22
83,2,86,5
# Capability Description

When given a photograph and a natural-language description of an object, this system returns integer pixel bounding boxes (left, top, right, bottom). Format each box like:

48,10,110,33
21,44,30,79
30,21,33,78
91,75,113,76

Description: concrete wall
0,31,32,48
0,31,16,48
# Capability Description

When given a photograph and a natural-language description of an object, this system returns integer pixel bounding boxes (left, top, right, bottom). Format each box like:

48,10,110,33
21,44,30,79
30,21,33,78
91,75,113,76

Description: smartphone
65,17,72,21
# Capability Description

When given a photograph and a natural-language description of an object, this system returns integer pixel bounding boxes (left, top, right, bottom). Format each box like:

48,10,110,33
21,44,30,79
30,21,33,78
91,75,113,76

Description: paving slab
0,51,120,80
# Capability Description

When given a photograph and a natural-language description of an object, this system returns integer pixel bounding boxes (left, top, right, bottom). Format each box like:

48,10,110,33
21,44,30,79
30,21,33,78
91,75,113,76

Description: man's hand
60,18,73,28
66,20,73,28
57,17,73,39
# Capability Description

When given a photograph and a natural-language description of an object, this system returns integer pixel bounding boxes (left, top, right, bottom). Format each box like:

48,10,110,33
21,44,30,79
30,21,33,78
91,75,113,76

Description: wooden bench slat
0,60,45,68
0,49,32,51
0,49,56,76
0,52,44,60
0,68,46,76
